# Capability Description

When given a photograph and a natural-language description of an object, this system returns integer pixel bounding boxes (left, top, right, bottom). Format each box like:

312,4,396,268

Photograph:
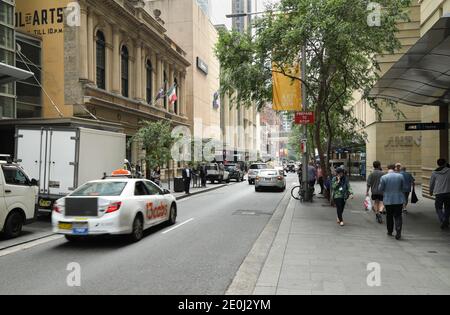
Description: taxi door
143,181,168,226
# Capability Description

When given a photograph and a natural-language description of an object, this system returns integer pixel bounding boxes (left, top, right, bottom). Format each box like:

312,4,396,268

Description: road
0,177,297,295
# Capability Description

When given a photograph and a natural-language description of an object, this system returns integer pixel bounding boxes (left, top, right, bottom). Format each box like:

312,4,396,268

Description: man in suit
182,164,192,195
379,164,407,240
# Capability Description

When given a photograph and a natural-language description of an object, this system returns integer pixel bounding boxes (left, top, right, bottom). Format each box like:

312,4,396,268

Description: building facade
355,0,450,196
353,2,422,181
0,0,17,118
231,0,252,34
13,0,190,167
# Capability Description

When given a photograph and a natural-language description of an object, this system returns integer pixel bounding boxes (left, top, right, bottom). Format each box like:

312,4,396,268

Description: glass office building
0,0,16,118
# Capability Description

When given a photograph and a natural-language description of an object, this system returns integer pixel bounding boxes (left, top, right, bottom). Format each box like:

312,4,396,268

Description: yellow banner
272,65,302,111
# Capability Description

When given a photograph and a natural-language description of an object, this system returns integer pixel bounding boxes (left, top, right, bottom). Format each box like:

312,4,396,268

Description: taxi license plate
264,178,272,181
58,223,72,230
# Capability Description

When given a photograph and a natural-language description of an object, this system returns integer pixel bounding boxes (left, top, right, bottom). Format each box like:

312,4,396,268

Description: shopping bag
364,196,372,211
411,188,419,204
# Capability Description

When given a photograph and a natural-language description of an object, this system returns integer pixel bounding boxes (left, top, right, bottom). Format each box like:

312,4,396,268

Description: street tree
216,0,411,178
131,120,179,177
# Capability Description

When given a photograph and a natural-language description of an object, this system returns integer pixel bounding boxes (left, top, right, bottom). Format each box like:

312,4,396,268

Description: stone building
354,0,450,196
13,0,191,166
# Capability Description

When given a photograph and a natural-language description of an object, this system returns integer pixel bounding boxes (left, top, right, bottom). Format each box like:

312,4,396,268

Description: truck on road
15,126,126,214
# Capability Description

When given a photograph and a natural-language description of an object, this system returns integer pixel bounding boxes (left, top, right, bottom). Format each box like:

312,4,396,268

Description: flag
167,84,178,104
155,87,165,101
272,64,302,111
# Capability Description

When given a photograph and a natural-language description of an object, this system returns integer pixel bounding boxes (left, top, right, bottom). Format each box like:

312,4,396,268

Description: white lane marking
162,218,194,234
0,235,64,258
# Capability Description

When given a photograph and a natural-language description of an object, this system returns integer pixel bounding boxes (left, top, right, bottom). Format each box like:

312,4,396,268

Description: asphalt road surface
0,177,296,295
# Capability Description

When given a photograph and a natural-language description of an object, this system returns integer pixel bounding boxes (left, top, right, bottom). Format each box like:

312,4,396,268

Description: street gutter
226,188,292,295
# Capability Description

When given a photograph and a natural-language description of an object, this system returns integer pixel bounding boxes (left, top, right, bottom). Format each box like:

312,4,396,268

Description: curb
175,184,230,200
225,188,292,295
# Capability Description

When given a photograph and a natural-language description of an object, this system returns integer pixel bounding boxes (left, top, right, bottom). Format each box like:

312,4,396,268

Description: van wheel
3,211,24,239
129,215,144,243
168,204,177,226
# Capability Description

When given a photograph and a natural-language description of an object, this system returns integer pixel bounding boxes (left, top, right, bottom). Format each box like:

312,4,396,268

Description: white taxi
52,172,177,242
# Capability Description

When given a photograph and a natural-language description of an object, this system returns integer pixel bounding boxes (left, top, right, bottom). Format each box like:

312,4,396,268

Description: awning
0,62,33,85
369,14,450,106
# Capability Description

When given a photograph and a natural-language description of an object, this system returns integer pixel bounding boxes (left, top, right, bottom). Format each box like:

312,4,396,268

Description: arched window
121,45,129,97
146,60,153,104
96,31,106,90
174,78,178,114
163,70,168,109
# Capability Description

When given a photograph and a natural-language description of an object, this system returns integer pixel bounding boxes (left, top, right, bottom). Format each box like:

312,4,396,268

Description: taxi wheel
168,204,177,226
129,215,144,243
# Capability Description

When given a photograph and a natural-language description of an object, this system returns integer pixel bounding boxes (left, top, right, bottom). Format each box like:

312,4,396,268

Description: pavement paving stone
251,181,450,295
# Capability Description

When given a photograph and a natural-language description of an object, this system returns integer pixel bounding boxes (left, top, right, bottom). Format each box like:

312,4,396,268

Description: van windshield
71,182,127,197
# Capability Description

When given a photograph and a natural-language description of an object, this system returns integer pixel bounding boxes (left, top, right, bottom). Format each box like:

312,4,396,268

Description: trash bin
174,177,184,193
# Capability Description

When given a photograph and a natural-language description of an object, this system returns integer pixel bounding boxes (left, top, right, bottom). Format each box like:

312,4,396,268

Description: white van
0,161,38,239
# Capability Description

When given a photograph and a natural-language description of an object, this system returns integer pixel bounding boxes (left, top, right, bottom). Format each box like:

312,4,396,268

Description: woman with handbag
331,168,354,227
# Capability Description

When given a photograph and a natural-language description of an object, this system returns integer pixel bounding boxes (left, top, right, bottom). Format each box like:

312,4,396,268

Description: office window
174,78,178,114
16,35,42,118
146,60,153,104
121,45,129,97
96,31,106,90
0,1,14,25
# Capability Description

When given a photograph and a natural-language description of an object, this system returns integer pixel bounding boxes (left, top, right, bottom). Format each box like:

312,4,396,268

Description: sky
210,0,271,29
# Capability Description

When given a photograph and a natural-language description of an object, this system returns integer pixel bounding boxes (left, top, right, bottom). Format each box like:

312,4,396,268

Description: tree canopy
216,0,411,177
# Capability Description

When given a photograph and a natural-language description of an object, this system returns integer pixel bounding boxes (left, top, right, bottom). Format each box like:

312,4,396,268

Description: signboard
272,64,302,111
295,112,315,125
197,57,209,75
405,123,447,131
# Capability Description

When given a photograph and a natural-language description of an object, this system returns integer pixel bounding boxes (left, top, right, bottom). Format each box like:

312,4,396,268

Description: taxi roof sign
111,169,132,177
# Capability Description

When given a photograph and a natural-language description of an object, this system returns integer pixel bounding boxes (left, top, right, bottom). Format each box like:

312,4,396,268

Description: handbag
411,187,419,204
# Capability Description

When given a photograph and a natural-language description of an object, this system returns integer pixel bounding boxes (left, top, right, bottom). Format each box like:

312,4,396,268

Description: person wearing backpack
332,167,354,227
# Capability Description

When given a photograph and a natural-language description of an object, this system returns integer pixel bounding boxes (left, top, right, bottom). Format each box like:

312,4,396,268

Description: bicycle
291,179,315,202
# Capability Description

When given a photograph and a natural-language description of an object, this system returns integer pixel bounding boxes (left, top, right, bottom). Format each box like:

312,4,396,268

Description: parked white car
52,176,177,242
0,161,38,239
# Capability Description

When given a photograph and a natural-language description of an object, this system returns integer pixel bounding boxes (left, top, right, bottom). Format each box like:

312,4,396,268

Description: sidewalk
252,181,450,295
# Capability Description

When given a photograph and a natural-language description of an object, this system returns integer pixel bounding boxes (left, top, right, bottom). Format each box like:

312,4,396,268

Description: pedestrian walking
182,164,193,195
379,164,407,240
152,167,161,186
308,161,317,192
400,167,415,213
429,158,450,230
200,163,207,188
395,163,402,173
366,161,385,224
317,165,324,195
331,167,353,227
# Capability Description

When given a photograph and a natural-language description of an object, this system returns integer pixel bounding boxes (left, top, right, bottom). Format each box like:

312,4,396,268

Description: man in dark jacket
430,158,450,229
182,164,193,195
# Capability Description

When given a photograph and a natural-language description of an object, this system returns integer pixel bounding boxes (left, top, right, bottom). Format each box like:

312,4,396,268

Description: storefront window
0,96,15,118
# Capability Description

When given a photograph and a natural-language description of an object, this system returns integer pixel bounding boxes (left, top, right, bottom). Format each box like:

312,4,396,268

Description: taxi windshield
71,182,127,197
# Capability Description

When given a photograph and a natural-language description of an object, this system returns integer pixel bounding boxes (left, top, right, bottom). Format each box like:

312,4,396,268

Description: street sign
405,123,448,131
295,112,315,125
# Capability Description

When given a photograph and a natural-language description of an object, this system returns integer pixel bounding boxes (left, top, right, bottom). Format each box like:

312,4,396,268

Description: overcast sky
210,0,272,29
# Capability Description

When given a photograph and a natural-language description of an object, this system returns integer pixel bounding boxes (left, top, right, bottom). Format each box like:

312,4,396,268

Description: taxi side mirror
163,189,170,195
30,179,38,186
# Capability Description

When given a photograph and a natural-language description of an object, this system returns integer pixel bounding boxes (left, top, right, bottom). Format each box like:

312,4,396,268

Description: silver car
255,169,286,192
248,163,268,185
